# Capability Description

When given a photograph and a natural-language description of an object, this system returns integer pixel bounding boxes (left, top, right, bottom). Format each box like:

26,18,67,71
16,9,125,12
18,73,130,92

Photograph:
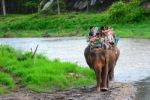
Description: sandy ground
0,82,136,100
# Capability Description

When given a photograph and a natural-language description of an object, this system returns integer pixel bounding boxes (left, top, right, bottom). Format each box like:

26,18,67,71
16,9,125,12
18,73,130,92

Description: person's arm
102,30,107,33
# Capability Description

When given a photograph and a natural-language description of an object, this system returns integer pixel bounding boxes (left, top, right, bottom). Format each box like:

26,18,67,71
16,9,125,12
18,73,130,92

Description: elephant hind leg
109,63,115,81
107,75,109,88
109,69,114,81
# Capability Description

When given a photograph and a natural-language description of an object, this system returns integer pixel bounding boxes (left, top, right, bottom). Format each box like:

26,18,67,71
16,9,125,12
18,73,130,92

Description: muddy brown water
0,37,150,99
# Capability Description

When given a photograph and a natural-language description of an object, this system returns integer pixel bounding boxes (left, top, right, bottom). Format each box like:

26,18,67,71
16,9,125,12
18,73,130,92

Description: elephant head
84,46,120,92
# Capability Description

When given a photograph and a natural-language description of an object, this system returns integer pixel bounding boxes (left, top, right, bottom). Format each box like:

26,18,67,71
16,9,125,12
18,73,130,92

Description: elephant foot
101,87,108,91
110,80,114,84
96,86,100,92
109,78,114,82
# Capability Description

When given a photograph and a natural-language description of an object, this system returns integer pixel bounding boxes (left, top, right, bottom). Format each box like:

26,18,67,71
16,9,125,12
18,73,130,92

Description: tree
57,0,60,15
38,0,48,13
1,0,6,16
24,1,39,13
39,0,65,15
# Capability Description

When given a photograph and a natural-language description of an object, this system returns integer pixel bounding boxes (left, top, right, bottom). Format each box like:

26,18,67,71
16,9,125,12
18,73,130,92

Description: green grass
0,45,95,93
0,13,149,38
110,21,150,38
0,13,107,37
0,72,15,95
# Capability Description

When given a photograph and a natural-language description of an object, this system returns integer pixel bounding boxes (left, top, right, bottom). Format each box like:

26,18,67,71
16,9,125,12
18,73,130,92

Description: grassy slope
110,20,150,38
0,72,14,95
0,13,149,38
0,45,95,93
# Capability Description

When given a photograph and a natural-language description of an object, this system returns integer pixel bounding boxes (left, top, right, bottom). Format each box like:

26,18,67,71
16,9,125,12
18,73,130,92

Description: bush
107,1,144,23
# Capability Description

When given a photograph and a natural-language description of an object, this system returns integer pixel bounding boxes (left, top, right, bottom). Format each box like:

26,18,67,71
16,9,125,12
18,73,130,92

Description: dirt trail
0,82,136,100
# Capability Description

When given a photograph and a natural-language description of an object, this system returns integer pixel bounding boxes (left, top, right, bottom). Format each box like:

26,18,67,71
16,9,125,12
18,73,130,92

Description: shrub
107,1,144,23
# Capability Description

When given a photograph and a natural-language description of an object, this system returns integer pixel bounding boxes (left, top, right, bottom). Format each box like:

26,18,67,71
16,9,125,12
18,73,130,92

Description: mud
135,77,150,100
0,82,136,100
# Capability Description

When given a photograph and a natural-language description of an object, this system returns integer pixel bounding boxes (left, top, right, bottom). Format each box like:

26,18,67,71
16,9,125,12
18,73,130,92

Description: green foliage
0,72,15,95
24,1,38,9
52,0,66,14
0,45,95,92
109,20,150,38
0,12,149,38
0,13,107,33
107,1,144,23
126,0,141,3
0,73,14,89
0,0,149,38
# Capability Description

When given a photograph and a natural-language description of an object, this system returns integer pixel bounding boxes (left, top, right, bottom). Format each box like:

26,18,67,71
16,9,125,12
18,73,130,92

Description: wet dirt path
0,82,135,100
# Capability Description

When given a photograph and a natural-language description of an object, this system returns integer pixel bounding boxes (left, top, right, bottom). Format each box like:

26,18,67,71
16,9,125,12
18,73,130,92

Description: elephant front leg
95,70,101,92
101,66,109,91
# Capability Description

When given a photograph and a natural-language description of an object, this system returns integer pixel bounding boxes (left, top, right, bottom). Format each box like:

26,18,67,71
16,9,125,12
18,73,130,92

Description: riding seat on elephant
84,45,120,92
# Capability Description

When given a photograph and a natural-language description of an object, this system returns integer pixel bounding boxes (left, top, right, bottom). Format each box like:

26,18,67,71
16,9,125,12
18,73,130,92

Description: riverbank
0,13,150,38
0,44,137,100
0,45,95,94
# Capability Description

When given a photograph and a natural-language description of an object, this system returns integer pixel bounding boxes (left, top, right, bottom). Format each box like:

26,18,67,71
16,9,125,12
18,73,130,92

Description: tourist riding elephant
84,46,120,91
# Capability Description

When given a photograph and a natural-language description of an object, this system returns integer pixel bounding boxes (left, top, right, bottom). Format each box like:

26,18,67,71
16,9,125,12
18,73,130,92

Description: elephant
84,46,120,91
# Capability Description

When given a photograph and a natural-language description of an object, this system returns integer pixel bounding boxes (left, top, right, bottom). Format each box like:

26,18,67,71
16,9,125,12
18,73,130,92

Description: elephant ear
84,46,93,69
87,55,93,69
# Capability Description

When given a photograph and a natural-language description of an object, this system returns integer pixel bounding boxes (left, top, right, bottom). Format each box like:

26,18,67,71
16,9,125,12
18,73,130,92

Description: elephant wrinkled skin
84,46,120,92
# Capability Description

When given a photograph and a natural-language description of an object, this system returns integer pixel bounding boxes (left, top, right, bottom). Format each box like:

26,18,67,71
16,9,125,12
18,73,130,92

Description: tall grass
0,72,14,95
0,13,106,31
0,45,95,92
